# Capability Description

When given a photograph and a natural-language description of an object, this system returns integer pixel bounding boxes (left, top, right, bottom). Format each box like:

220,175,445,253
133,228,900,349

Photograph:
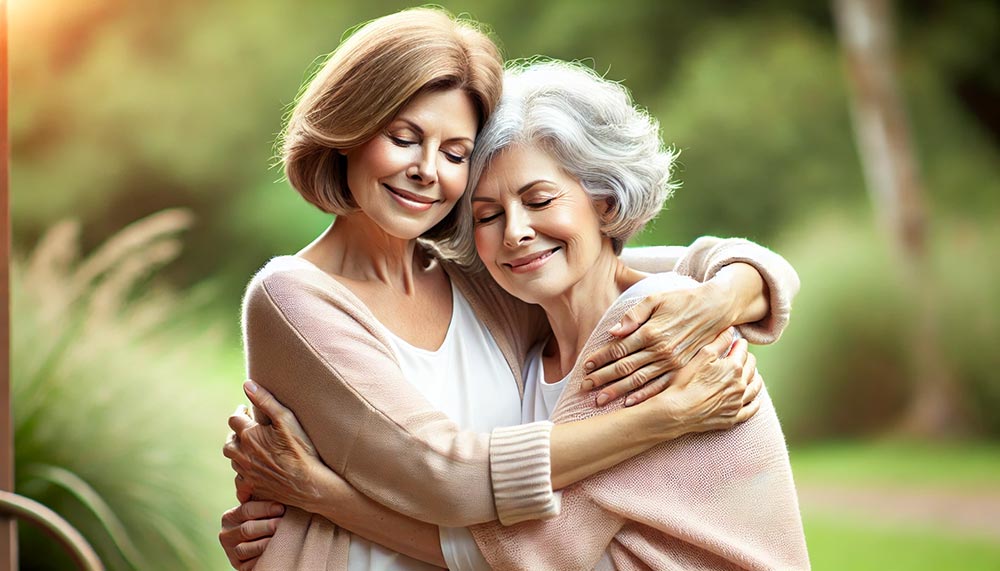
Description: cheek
441,165,470,201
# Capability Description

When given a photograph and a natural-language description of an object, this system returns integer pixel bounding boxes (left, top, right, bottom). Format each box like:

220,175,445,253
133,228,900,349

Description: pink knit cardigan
241,237,802,570
469,273,810,571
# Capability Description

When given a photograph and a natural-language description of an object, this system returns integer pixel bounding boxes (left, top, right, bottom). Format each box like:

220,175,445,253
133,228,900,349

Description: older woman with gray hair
461,60,809,570
224,59,807,571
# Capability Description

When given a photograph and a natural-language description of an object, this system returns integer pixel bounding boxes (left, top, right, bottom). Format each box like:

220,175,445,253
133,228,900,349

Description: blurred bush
756,210,1000,442
12,211,235,570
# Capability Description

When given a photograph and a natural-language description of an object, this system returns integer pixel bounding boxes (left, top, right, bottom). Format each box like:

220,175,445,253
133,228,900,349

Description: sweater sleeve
242,261,556,527
669,236,800,344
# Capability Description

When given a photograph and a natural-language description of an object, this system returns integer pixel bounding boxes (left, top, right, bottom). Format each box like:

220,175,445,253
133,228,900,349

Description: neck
299,213,426,294
540,245,643,377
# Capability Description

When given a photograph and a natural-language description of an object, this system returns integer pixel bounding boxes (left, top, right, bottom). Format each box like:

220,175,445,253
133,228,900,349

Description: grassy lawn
790,441,1000,570
804,514,1000,571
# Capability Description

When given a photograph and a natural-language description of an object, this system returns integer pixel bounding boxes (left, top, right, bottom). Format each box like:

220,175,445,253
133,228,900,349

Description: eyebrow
394,118,474,145
472,180,552,202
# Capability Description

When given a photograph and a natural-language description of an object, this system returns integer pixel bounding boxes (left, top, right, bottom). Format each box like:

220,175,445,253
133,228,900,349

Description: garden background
8,0,999,569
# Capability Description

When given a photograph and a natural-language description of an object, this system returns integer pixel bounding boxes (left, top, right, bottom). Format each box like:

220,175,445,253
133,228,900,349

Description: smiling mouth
504,247,561,273
384,184,437,205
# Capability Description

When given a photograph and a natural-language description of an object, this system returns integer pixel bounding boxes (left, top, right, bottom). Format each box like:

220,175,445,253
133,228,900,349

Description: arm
225,332,762,569
243,262,554,527
584,237,798,405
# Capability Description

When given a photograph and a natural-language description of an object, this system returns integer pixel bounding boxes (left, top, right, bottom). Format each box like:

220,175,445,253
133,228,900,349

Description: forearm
707,262,769,326
304,468,447,568
550,404,673,490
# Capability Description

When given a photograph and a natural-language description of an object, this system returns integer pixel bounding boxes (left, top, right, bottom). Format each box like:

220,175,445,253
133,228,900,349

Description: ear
599,197,616,223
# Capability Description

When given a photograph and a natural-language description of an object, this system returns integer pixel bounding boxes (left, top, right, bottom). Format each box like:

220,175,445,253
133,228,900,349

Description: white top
347,285,520,571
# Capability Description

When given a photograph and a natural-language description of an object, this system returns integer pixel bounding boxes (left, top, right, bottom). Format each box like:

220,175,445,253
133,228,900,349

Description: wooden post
0,0,16,567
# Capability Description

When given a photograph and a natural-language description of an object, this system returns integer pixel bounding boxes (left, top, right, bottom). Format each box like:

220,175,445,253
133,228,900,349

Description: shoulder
242,256,377,335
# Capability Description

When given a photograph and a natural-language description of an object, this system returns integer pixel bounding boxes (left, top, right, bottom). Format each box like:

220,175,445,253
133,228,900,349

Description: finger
623,372,674,407
235,474,253,503
239,517,281,543
702,328,736,359
229,411,256,435
743,370,763,405
244,381,288,428
239,556,261,571
240,501,285,521
734,394,761,423
582,332,649,381
724,338,748,368
608,297,658,338
593,363,665,406
584,346,660,390
235,537,271,562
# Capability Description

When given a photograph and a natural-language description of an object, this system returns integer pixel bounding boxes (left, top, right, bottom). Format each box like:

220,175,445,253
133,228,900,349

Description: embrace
220,8,809,571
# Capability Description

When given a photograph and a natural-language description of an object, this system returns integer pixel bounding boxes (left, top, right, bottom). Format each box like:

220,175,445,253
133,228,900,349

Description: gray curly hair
457,60,678,264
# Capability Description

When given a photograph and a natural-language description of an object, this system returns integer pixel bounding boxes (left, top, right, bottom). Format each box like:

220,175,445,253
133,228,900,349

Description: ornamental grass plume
13,209,233,570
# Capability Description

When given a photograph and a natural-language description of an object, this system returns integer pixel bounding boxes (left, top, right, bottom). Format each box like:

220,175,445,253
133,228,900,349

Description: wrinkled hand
650,329,762,436
582,283,734,406
223,381,328,511
218,500,284,571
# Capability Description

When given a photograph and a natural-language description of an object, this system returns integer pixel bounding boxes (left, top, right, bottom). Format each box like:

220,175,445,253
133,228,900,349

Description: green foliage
754,210,1000,441
12,211,236,570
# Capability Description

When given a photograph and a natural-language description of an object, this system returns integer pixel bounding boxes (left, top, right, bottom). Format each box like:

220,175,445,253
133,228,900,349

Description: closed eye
389,135,416,147
474,212,502,225
443,150,468,164
526,198,554,208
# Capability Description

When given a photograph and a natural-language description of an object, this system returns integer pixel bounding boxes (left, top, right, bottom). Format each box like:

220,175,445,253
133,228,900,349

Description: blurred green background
9,0,999,569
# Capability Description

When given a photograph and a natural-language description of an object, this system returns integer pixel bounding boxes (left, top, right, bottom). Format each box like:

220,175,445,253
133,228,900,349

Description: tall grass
13,210,236,570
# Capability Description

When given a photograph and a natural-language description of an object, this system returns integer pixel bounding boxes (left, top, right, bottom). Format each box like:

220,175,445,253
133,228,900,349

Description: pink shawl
470,274,810,571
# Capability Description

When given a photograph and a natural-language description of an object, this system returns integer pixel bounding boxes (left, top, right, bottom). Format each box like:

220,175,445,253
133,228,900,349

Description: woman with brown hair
221,8,800,570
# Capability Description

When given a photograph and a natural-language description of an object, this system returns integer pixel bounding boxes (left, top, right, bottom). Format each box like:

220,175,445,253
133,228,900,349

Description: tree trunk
832,0,967,438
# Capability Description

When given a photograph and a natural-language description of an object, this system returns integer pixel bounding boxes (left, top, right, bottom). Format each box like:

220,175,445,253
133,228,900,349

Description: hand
223,381,330,511
218,501,284,570
648,329,762,437
582,282,734,406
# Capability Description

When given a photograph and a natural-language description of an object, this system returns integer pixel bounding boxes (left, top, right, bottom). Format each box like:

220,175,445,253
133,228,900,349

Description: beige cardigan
242,237,799,570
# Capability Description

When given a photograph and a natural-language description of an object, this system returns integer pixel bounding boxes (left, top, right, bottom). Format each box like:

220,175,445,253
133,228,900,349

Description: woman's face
472,143,609,305
343,88,477,239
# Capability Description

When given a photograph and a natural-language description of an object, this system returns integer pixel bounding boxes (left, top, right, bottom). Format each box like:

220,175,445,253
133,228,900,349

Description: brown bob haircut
281,7,503,263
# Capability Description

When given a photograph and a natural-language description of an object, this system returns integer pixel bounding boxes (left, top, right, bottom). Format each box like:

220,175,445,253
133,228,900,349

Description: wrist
633,396,684,444
302,464,343,516
700,276,740,330
710,263,765,325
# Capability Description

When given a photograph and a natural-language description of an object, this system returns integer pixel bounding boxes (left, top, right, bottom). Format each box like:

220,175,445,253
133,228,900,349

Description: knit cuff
489,421,559,525
696,241,800,345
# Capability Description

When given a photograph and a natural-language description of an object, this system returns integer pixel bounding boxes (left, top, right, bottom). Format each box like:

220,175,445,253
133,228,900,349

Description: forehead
476,143,567,193
393,89,477,138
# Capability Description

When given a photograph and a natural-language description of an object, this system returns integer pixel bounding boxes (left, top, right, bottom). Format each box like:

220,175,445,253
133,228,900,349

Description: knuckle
613,360,632,377
629,371,648,390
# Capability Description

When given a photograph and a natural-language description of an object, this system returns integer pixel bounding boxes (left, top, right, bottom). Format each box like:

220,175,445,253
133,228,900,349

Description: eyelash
475,198,554,225
389,135,467,165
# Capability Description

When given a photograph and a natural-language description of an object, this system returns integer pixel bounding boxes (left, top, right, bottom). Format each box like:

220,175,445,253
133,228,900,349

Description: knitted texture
241,239,799,569
469,273,809,571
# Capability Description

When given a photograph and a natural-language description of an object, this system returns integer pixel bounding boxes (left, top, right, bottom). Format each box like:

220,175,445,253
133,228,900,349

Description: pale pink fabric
469,274,810,571
240,238,801,570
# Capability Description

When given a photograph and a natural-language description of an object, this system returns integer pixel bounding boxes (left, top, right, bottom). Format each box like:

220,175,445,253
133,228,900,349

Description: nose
407,147,437,186
503,206,534,248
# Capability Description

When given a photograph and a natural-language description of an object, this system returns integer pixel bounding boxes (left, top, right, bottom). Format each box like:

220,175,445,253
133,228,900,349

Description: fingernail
269,504,284,517
596,393,610,406
244,380,258,394
584,361,595,372
609,323,622,333
624,396,635,407
581,379,593,391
